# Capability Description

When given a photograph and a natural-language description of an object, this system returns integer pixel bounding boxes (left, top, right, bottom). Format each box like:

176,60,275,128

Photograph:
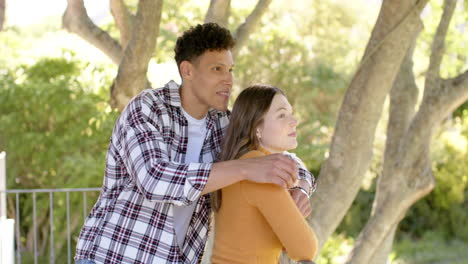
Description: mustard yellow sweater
211,149,317,264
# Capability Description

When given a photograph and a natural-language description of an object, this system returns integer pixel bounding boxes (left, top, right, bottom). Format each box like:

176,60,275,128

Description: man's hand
289,188,311,217
241,153,298,189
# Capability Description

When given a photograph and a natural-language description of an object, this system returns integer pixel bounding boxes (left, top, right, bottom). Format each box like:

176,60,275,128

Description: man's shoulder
126,81,178,111
119,81,179,126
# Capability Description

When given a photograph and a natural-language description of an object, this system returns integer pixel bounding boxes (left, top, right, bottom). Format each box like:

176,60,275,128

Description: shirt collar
162,80,227,120
163,80,182,107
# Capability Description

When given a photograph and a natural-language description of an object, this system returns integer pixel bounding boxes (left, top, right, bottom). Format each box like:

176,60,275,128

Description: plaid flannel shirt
75,81,316,264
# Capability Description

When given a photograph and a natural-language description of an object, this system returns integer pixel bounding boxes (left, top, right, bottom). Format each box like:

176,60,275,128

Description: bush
0,56,119,262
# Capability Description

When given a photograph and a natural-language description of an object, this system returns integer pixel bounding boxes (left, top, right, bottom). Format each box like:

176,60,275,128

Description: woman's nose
290,116,298,127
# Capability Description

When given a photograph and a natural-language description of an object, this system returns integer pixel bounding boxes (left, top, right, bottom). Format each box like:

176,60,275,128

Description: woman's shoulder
239,149,266,160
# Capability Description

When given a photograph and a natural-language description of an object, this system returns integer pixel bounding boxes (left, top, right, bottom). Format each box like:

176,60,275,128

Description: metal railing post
1,187,100,263
1,151,15,264
0,151,6,218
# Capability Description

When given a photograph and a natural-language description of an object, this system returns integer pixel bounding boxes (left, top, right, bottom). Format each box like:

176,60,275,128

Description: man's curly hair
175,23,235,69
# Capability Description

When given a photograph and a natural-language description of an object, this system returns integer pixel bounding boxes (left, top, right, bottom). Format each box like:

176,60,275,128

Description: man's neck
180,83,209,120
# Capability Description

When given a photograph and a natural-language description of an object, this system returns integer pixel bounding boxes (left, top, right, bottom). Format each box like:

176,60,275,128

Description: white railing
1,151,15,264
0,150,101,264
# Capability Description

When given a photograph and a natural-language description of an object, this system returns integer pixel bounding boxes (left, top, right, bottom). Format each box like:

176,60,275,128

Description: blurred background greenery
0,0,466,263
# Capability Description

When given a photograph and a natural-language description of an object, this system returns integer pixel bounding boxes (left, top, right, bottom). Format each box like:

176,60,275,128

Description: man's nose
225,71,234,85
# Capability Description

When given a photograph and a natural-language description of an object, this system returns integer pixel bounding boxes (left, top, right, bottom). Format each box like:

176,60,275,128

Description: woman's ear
256,128,262,139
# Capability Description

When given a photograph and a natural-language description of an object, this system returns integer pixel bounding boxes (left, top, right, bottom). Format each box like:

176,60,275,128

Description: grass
315,232,468,264
392,232,468,264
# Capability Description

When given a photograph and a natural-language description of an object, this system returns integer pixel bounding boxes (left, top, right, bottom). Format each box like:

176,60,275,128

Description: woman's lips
288,132,297,137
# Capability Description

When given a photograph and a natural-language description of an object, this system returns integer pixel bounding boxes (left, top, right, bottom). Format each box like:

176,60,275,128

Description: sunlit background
0,0,467,263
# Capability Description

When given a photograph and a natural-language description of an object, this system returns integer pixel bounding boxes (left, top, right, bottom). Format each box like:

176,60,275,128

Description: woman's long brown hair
211,84,285,211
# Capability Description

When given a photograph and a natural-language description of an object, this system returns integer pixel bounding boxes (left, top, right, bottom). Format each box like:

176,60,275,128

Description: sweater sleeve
242,181,318,261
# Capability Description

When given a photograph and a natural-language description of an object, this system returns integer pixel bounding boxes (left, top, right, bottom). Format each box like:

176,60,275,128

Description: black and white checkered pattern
75,81,315,264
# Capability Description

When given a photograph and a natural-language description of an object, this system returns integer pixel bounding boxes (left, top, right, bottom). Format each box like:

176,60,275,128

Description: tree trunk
111,0,164,111
204,0,231,28
205,0,272,59
63,0,123,64
346,0,467,262
110,0,135,49
0,0,5,31
308,0,428,251
232,0,272,58
359,36,420,264
367,226,396,264
64,0,269,111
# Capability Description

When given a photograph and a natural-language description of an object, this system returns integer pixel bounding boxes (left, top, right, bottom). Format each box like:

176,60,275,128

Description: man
75,23,315,264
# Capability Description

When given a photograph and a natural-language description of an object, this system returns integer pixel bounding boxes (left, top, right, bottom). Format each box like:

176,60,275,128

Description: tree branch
347,38,420,263
383,37,419,177
112,0,163,111
424,0,457,92
110,0,135,49
437,70,468,120
0,0,5,31
63,0,123,64
401,0,460,173
308,0,428,250
204,0,231,28
397,73,468,187
232,0,273,58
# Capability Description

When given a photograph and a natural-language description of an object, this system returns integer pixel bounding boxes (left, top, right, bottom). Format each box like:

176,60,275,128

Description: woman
210,84,318,264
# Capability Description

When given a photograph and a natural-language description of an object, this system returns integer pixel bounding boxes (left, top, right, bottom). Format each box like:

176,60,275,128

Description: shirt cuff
290,186,311,198
185,162,213,203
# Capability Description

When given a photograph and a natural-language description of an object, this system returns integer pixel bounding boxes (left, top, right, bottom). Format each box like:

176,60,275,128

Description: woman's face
257,94,298,153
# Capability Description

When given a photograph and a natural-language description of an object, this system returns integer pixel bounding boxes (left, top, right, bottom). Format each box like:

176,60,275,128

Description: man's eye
213,67,221,71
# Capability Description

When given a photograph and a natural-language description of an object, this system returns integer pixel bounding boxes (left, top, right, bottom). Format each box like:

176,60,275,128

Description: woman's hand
289,187,311,217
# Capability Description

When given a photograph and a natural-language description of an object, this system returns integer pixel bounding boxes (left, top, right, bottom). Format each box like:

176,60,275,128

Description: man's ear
180,61,193,80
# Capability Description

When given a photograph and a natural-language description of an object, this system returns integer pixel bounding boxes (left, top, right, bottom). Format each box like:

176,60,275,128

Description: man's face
189,50,234,112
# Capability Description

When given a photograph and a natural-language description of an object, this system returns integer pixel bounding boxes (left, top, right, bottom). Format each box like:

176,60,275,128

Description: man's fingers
275,168,295,188
271,177,288,188
278,155,297,176
248,154,298,188
273,156,297,186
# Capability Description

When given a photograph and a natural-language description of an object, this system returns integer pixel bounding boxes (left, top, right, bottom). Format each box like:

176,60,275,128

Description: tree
0,0,5,31
304,0,467,263
346,0,467,262
63,0,272,111
60,0,468,262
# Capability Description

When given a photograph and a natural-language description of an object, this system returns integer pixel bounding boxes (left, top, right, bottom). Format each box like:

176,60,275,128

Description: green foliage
155,0,207,62
392,231,468,264
315,234,353,264
335,188,375,237
0,57,118,188
0,56,119,262
230,1,366,170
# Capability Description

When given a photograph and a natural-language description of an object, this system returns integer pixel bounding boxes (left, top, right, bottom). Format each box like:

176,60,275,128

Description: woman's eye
278,114,285,118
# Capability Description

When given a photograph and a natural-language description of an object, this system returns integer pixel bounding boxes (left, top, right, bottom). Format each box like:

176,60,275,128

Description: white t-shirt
173,107,207,249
